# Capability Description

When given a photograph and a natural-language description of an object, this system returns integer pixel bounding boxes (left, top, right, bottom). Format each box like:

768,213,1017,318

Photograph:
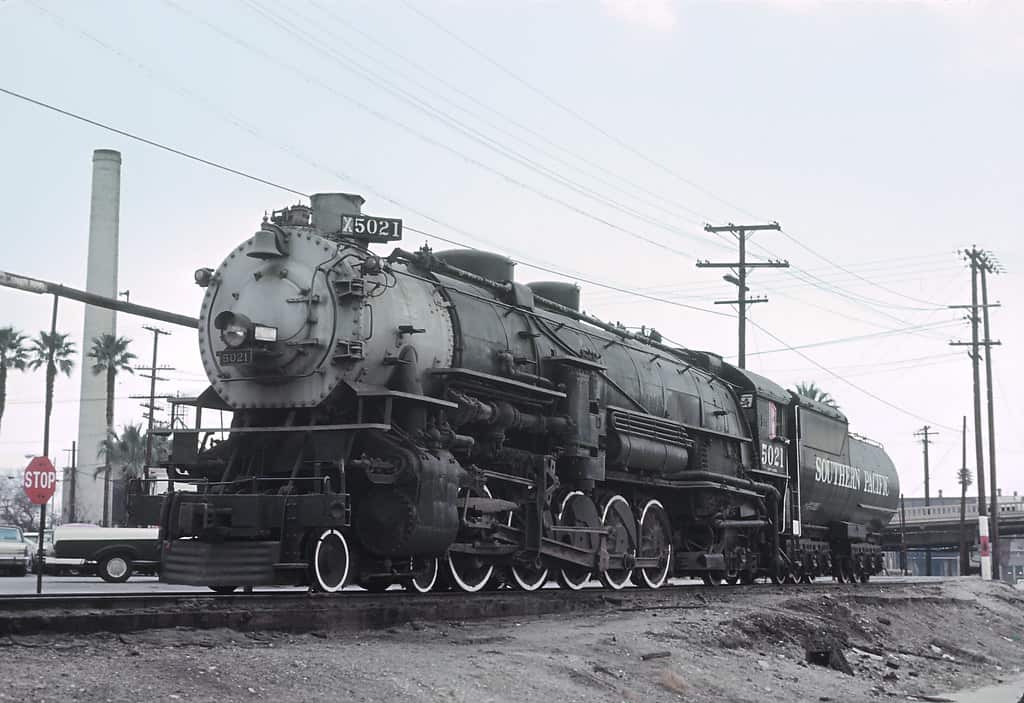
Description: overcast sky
0,0,1021,503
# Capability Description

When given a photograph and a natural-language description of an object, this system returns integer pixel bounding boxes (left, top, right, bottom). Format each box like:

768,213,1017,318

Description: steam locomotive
154,193,899,594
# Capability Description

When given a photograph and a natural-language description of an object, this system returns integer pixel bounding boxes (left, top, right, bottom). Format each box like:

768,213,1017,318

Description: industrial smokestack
71,149,121,524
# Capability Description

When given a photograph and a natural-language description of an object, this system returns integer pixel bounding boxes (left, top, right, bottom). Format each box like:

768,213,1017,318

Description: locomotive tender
156,192,899,593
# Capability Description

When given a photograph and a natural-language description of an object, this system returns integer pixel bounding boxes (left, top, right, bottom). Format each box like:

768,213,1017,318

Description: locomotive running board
425,367,567,399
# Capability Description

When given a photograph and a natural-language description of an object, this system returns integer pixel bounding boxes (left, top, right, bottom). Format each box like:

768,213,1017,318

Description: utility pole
914,426,936,576
697,222,789,368
978,253,1002,580
141,327,170,471
132,327,171,503
899,493,907,575
949,247,1000,521
63,442,76,523
958,415,972,575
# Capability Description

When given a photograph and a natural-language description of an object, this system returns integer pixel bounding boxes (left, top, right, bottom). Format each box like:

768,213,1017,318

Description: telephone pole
949,247,1000,523
133,326,171,476
914,425,936,576
696,222,789,368
978,252,1002,579
63,442,76,523
957,415,972,575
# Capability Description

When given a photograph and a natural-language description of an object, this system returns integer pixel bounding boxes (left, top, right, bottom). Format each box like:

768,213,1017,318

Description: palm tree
794,381,839,410
98,423,148,526
0,327,29,433
28,331,76,475
89,334,136,527
98,423,147,480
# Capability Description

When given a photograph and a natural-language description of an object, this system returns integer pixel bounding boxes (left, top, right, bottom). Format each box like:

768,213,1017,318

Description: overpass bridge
880,496,1024,580
881,497,1024,549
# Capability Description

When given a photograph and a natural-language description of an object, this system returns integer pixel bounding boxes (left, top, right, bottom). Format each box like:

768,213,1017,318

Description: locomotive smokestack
72,149,121,524
311,193,364,236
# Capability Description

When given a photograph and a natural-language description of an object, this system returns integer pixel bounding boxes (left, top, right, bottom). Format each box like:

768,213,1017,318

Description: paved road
0,573,303,596
0,572,950,596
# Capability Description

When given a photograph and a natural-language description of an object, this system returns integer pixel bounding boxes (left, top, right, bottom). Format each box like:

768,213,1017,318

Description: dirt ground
1,579,1023,703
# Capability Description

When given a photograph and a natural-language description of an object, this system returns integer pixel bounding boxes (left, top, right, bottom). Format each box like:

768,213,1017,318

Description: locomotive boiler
155,193,899,593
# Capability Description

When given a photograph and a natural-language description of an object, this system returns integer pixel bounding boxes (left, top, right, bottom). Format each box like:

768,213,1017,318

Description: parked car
0,525,31,576
48,525,159,582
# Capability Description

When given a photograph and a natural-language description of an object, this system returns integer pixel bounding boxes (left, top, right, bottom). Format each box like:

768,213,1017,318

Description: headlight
253,325,278,343
194,267,214,287
214,311,253,348
222,323,249,348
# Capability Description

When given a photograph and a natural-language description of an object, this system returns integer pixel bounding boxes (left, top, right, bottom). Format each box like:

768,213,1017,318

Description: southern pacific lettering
814,456,890,497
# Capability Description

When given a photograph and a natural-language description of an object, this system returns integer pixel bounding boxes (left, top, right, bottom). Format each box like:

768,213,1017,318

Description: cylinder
74,149,121,525
311,193,364,234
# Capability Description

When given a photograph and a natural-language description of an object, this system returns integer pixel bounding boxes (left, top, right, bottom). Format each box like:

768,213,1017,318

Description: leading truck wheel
312,529,351,593
98,554,133,583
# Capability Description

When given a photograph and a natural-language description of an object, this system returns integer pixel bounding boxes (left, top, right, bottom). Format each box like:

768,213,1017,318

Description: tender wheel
447,486,497,593
312,529,351,593
406,557,439,594
555,491,599,591
725,575,740,586
208,585,238,595
98,554,133,583
598,494,637,591
635,499,672,589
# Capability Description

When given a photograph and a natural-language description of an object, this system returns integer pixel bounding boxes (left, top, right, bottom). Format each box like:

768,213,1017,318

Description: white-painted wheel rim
558,491,591,590
106,557,128,579
446,552,493,593
447,485,495,593
314,529,350,593
505,492,547,591
511,565,548,591
411,557,439,593
600,494,634,591
638,499,671,589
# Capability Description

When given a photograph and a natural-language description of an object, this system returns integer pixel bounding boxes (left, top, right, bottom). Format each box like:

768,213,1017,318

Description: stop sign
23,456,57,505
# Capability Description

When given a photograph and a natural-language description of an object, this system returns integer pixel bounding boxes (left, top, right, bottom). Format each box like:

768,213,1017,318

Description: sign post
23,456,57,594
978,515,992,581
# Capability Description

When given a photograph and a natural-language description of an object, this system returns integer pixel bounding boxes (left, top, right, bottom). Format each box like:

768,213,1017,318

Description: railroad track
0,577,940,637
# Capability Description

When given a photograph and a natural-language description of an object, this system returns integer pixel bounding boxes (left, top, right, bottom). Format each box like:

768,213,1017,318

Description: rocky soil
1,579,1023,703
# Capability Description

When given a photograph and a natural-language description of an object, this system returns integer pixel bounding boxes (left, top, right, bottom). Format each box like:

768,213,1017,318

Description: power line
404,226,732,318
0,82,960,434
747,317,962,432
245,0,716,246
0,87,307,198
398,0,762,221
34,0,956,329
161,0,700,260
306,0,712,224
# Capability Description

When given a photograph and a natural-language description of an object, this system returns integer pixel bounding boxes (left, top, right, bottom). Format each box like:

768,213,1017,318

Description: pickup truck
48,525,160,582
